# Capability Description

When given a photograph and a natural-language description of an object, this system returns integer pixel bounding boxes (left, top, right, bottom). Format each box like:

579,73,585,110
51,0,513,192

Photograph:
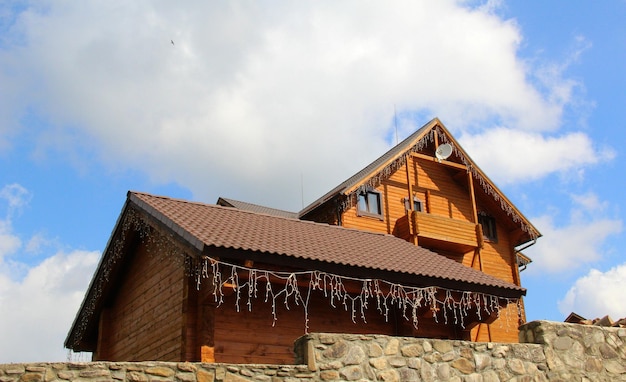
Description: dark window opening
478,212,498,242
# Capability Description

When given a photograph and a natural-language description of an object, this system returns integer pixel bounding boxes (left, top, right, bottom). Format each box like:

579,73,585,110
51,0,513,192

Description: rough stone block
552,336,574,351
319,370,339,381
368,343,383,358
343,345,365,365
377,369,399,382
175,372,196,382
406,357,421,370
491,345,509,358
450,358,474,374
599,343,619,359
474,353,491,371
17,373,43,382
369,358,387,370
196,370,214,382
79,369,110,378
127,371,148,382
339,365,362,381
604,360,626,374
584,357,603,373
177,363,197,372
507,358,526,375
400,343,424,357
323,340,348,359
384,338,400,355
223,372,252,382
24,367,45,373
436,363,450,380
388,357,406,368
422,340,432,353
433,340,453,354
56,371,74,380
398,367,418,381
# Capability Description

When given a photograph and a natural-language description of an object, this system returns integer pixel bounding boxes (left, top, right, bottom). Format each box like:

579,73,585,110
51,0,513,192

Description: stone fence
1,320,625,381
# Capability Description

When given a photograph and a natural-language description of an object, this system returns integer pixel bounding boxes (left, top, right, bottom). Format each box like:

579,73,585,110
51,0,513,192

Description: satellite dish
435,143,453,161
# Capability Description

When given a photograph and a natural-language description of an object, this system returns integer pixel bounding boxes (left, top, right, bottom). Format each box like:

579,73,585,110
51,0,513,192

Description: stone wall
2,320,625,381
519,320,626,380
295,320,626,381
0,362,314,382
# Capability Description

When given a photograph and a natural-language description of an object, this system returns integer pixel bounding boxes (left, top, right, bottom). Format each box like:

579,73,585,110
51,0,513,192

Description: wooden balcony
411,211,480,252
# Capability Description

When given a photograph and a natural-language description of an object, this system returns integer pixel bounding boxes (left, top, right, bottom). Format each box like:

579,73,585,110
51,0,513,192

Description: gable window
478,212,498,242
403,196,423,212
357,190,383,218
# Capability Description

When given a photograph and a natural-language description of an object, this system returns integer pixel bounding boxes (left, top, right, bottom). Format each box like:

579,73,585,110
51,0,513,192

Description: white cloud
0,1,593,210
558,263,626,320
460,128,614,185
0,183,100,362
0,183,31,217
0,249,99,363
0,226,21,260
0,184,30,261
525,193,622,274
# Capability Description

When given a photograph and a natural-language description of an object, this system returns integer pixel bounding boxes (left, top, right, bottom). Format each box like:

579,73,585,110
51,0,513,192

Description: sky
1,0,625,363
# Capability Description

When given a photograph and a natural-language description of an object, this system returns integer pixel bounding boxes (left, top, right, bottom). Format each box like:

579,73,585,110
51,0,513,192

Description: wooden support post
467,172,478,224
198,276,216,363
405,154,417,245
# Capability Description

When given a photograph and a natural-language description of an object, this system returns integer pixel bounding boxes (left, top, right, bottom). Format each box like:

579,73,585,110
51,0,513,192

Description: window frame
404,196,423,213
356,189,384,219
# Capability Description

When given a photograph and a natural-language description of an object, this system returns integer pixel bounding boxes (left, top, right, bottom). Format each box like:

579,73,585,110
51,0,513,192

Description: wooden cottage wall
340,157,476,237
211,282,460,365
412,158,474,221
95,238,185,361
470,302,521,343
471,216,516,284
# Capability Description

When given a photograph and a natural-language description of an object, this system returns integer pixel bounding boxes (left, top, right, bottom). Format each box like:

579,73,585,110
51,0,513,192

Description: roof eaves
65,196,133,350
129,192,205,252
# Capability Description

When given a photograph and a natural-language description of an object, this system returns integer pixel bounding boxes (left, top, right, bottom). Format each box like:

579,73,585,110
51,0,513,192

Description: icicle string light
197,256,518,333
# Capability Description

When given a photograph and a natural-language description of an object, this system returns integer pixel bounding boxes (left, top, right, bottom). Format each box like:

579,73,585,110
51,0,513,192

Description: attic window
357,190,383,218
478,212,498,242
403,196,423,212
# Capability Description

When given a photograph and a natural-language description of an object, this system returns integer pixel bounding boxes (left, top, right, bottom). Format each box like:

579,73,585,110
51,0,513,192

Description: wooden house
65,118,539,364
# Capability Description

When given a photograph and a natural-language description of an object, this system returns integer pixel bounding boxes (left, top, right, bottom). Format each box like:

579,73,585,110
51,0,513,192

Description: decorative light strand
197,256,518,333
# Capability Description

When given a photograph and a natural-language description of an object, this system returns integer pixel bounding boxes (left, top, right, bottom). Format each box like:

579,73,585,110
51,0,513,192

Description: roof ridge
132,191,403,239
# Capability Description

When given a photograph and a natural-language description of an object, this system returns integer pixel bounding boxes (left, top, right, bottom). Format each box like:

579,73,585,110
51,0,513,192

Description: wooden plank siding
94,240,185,361
413,211,478,251
212,284,463,364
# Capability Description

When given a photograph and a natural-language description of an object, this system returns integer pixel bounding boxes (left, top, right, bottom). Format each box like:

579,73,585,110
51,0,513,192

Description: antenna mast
394,104,398,145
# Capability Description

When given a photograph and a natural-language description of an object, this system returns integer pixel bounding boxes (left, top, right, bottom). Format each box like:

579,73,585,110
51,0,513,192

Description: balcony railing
411,211,480,251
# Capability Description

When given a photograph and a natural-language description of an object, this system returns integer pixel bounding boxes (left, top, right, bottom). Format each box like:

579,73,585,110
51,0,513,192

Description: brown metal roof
130,191,525,297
